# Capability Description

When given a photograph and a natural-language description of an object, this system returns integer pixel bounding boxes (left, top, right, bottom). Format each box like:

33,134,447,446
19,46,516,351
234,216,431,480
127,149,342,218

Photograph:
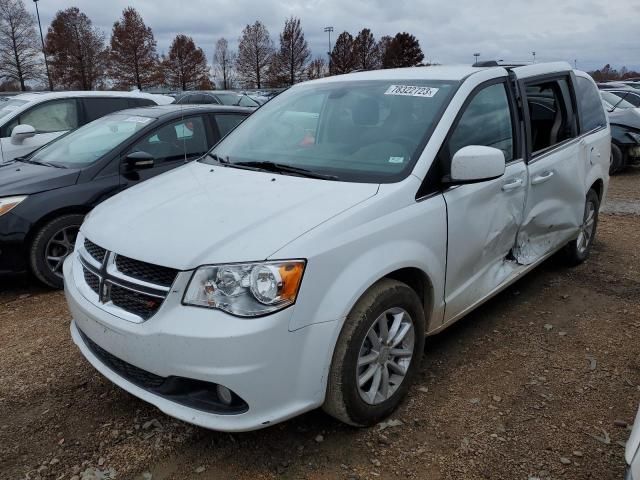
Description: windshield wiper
206,152,230,164
608,91,631,112
233,161,338,180
17,157,66,169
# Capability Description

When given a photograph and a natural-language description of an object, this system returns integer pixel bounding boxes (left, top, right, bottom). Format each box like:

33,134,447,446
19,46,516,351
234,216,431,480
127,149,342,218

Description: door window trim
416,76,521,200
518,72,579,164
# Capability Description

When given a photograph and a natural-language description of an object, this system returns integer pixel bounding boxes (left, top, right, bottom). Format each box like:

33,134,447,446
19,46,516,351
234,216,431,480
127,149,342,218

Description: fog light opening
217,385,233,405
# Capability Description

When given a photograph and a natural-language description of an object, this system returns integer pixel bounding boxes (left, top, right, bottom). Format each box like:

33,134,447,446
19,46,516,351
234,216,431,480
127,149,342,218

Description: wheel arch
383,267,435,331
23,205,90,258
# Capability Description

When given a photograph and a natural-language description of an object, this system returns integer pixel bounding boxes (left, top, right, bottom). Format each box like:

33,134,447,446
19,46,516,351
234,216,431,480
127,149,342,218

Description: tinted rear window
575,77,607,133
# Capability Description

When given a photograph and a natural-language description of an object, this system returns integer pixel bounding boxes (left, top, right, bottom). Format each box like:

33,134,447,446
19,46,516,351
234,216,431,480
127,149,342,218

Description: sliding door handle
531,170,554,185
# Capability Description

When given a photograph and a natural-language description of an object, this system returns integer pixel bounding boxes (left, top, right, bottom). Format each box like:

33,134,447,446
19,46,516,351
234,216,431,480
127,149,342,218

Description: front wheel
610,143,624,175
323,279,425,426
562,189,599,266
29,214,84,289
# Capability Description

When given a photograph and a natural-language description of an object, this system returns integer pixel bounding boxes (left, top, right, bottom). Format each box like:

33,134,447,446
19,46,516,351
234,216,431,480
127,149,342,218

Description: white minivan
0,91,173,163
64,62,610,431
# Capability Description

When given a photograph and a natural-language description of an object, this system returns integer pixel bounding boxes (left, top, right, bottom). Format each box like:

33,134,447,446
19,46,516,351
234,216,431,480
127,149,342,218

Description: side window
525,78,576,154
447,83,514,163
83,98,130,123
575,77,607,133
127,116,209,164
18,100,78,133
215,114,247,138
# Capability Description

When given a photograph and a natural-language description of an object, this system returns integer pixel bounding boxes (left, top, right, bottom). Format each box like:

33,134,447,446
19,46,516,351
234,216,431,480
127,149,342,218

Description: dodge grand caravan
64,62,610,431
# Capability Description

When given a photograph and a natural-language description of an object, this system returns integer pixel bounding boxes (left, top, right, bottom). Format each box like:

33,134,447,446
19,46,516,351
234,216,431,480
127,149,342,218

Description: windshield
29,114,155,168
610,91,640,108
0,99,28,120
601,91,636,110
203,80,459,183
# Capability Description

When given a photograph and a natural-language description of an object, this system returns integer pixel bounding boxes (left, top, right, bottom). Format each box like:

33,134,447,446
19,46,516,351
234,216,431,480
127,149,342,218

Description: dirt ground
1,169,639,480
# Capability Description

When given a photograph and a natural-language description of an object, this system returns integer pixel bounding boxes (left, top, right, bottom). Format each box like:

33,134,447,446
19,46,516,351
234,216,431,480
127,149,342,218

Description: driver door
442,80,527,322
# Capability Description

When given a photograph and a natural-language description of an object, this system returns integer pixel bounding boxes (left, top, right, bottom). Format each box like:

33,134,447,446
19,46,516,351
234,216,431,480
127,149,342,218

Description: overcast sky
32,0,640,72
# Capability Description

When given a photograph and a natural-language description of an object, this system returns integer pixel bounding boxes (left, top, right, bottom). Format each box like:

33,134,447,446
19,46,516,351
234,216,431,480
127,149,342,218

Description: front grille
115,255,177,287
83,266,100,294
79,329,165,388
110,283,162,320
84,239,106,263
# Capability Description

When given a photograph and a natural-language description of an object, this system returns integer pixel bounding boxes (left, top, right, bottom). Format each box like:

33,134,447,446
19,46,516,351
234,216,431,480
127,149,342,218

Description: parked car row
597,83,640,174
0,104,250,287
54,62,610,433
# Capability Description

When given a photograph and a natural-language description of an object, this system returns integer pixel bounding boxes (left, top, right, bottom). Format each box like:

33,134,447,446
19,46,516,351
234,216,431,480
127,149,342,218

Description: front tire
323,279,425,426
562,189,599,266
30,214,84,289
610,143,624,175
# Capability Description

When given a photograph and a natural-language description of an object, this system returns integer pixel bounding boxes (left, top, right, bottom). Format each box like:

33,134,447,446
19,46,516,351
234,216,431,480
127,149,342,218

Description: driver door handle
502,178,524,191
531,170,555,185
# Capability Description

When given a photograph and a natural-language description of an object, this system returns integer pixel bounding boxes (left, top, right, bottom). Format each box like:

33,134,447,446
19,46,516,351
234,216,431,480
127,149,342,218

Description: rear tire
610,143,623,175
30,214,84,289
562,189,599,266
323,279,425,427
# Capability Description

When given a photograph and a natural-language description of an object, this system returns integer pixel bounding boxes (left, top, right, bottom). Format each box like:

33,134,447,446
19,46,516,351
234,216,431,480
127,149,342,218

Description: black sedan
0,104,250,288
173,91,260,108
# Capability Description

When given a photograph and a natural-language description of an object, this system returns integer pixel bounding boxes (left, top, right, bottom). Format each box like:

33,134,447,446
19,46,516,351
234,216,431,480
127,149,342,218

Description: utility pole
473,53,480,65
324,26,333,75
33,0,53,91
532,51,536,63
574,59,578,69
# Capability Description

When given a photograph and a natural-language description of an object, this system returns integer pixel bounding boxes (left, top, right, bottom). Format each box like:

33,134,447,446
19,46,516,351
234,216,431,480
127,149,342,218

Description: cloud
32,0,639,71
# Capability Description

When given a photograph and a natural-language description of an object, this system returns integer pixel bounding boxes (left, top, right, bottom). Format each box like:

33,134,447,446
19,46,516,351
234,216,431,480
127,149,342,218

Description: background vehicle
64,62,609,432
0,91,174,164
606,90,640,108
173,90,260,108
0,105,250,288
601,92,640,174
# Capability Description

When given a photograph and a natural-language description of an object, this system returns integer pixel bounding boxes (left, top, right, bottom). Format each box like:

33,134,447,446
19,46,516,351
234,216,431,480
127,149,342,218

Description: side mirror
10,124,36,145
446,146,506,184
125,151,154,170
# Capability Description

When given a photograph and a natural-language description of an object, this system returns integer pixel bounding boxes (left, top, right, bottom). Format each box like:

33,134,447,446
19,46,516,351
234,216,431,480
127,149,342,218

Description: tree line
0,0,426,92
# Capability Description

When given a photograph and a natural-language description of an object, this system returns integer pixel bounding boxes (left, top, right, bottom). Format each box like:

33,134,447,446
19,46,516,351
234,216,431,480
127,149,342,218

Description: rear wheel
562,189,599,266
610,143,624,175
30,214,84,289
323,279,425,426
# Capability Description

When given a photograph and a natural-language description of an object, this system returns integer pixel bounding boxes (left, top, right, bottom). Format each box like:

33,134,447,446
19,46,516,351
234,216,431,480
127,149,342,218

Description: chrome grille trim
77,237,175,322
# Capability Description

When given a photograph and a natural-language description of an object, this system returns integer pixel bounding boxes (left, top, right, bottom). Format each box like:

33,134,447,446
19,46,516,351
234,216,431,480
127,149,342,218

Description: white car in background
627,406,640,479
0,91,173,164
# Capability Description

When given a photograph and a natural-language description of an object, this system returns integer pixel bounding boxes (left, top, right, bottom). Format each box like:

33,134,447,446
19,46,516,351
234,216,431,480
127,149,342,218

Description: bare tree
213,37,235,89
306,57,326,80
45,7,107,90
109,7,158,90
275,16,310,86
330,31,356,75
0,0,42,91
236,21,273,88
163,34,211,90
353,28,380,71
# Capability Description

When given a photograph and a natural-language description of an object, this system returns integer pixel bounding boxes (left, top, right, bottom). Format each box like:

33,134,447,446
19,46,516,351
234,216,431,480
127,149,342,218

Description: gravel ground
1,170,639,480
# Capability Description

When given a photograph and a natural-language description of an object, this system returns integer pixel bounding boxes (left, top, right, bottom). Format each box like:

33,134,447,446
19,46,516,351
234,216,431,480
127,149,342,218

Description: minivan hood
0,161,79,196
82,162,378,270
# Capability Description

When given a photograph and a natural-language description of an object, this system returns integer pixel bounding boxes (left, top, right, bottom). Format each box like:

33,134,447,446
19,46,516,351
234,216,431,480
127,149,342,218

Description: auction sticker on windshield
385,85,439,98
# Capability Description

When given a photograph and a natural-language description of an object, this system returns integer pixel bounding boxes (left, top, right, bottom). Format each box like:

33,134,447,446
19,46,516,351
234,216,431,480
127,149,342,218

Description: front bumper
64,254,338,432
0,212,31,274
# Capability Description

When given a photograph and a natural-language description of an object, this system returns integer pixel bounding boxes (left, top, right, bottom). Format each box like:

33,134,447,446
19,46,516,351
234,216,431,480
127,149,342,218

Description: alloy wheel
576,200,596,255
45,226,78,279
356,307,415,405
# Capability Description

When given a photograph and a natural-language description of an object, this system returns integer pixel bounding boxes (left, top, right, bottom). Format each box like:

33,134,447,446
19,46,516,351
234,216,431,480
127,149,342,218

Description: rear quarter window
575,77,607,133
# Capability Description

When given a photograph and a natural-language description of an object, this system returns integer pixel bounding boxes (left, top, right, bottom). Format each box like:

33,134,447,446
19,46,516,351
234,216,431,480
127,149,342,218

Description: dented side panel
514,140,586,264
443,161,527,322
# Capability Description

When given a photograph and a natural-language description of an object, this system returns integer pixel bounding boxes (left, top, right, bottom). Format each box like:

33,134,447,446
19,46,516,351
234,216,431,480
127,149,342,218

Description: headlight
0,196,27,217
183,260,306,317
627,131,640,144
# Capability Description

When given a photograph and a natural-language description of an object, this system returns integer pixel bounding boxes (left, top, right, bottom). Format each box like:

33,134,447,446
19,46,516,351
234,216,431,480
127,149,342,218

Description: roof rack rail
473,60,528,68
